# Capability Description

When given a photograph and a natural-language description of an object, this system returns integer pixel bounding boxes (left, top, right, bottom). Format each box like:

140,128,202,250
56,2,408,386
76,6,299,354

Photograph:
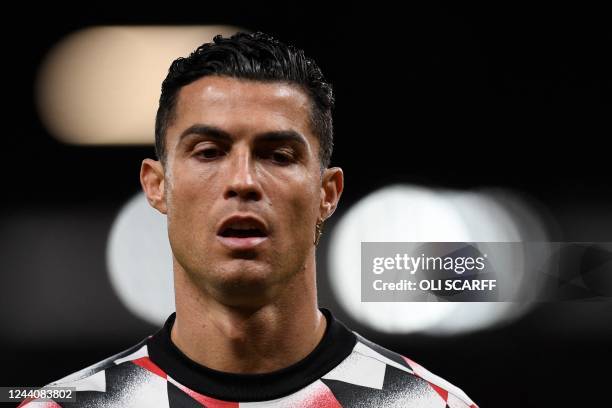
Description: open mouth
216,215,269,250
219,227,267,238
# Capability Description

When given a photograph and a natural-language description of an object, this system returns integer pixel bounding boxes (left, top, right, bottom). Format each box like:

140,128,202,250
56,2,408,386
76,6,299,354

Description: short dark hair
155,31,335,169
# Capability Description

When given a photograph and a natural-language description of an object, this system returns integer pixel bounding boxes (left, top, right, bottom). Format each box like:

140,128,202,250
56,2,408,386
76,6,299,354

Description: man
22,32,477,407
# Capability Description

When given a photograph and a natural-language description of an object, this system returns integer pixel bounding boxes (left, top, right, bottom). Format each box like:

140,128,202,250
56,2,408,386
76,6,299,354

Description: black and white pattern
20,310,477,408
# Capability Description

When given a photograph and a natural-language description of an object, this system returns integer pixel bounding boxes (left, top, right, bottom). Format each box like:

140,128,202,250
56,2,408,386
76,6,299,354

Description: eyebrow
177,124,309,149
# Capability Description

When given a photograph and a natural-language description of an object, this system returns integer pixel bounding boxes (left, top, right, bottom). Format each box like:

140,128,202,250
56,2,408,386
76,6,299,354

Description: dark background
1,2,611,407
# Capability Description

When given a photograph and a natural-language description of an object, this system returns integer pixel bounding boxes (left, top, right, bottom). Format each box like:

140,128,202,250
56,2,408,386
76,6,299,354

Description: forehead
172,76,314,139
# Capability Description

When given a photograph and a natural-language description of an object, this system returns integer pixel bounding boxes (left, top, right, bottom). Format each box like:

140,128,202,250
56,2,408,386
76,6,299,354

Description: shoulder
51,338,150,384
18,337,167,407
321,331,479,408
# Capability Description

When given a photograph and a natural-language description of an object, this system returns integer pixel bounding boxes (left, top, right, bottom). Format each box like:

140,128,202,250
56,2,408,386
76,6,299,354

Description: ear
140,158,167,214
320,167,344,220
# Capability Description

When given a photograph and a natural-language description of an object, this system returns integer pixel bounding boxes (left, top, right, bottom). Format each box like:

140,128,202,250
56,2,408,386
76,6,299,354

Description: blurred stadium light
36,25,244,145
327,184,552,335
107,193,174,325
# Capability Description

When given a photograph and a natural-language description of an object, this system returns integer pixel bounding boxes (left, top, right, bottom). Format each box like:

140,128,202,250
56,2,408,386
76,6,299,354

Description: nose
223,146,262,202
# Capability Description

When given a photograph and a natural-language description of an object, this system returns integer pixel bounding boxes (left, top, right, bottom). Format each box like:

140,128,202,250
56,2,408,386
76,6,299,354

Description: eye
197,146,224,160
271,150,294,165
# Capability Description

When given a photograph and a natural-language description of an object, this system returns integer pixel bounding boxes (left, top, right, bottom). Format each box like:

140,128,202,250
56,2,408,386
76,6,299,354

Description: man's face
143,76,341,306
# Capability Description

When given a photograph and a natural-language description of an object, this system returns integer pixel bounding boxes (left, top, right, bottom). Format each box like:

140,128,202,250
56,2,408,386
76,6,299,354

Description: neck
171,255,326,374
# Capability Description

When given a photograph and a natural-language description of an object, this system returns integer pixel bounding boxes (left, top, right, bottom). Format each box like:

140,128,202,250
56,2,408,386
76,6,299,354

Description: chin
215,260,277,287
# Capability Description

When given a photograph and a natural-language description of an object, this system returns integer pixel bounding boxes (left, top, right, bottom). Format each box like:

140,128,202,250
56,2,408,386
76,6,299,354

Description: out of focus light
106,184,551,331
36,25,244,145
106,193,174,325
327,184,550,336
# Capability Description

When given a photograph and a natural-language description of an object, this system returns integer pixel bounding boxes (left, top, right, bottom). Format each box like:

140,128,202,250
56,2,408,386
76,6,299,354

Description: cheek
165,176,217,267
166,172,217,232
281,183,319,237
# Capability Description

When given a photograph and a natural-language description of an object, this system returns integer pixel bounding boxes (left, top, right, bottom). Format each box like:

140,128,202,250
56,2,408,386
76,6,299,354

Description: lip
217,214,269,235
216,214,269,251
216,235,269,251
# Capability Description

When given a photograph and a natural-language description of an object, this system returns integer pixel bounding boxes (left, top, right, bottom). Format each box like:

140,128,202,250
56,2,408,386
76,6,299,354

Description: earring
314,217,325,246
